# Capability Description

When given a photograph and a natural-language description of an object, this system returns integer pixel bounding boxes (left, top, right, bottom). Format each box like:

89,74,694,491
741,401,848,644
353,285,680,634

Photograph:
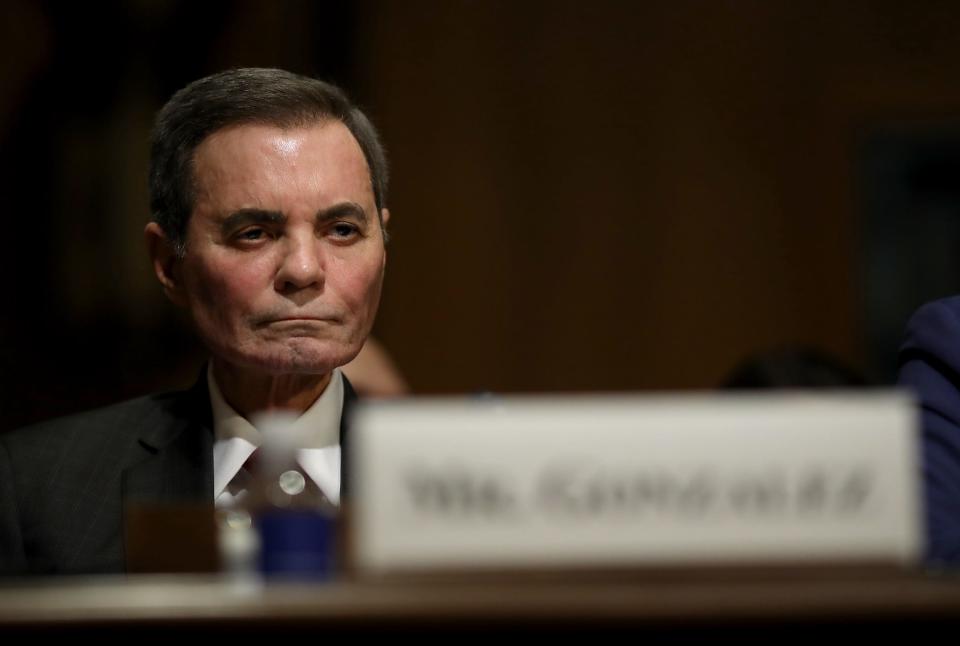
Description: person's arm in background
897,296,960,565
341,337,409,398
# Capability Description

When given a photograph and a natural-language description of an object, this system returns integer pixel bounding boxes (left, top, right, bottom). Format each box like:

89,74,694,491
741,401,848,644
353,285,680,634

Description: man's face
169,120,387,376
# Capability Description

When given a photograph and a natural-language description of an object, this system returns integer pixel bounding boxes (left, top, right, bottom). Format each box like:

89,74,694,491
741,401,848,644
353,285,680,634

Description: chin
234,340,362,376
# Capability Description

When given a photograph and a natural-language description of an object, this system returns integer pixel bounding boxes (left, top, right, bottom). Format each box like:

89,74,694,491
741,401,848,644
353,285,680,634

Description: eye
330,222,360,240
234,227,269,243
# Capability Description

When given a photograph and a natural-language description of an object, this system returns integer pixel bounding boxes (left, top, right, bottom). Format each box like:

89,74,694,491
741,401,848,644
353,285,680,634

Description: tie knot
242,448,262,475
239,448,330,508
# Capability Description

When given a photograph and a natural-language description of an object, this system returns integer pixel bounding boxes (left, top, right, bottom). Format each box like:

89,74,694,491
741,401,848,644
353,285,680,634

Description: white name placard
348,392,920,572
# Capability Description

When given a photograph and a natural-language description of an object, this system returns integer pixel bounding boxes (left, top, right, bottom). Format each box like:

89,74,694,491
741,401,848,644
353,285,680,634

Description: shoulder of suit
897,295,960,385
0,389,192,453
904,296,960,348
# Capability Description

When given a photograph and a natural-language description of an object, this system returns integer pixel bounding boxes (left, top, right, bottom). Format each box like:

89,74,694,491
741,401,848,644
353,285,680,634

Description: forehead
191,120,373,208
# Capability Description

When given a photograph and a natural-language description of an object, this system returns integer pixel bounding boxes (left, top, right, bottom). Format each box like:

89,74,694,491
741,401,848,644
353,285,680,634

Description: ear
144,222,186,307
379,207,391,247
379,208,390,267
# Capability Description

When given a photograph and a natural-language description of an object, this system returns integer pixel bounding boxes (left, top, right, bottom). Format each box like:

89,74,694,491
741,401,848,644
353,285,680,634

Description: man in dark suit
0,68,390,575
898,295,960,565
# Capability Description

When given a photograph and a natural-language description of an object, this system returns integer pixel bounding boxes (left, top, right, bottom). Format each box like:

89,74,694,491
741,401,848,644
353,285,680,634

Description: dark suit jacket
0,374,355,576
898,295,960,564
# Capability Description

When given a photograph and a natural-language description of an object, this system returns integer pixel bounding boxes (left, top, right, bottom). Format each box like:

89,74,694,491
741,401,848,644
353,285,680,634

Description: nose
274,233,324,294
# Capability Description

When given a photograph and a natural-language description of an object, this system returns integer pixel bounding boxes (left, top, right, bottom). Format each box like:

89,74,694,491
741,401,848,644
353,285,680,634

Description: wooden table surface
2,567,960,636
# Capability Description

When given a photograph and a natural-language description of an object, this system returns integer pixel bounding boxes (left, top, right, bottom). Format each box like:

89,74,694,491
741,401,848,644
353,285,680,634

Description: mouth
255,316,341,328
275,317,336,321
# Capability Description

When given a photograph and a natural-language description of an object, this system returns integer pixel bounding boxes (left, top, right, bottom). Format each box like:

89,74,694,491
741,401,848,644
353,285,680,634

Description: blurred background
3,0,960,430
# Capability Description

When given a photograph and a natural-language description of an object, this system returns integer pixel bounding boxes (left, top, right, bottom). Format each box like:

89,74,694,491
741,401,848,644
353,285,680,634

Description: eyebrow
220,208,285,234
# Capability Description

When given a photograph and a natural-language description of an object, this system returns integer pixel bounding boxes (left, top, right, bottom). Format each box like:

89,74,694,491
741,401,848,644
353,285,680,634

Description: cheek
186,257,270,317
331,253,385,311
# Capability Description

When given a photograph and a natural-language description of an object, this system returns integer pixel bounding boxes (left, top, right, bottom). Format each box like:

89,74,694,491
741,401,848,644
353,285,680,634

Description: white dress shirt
209,366,343,508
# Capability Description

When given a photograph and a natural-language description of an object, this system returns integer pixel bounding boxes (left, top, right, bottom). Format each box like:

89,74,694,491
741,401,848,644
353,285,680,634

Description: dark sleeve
0,437,27,575
897,297,960,564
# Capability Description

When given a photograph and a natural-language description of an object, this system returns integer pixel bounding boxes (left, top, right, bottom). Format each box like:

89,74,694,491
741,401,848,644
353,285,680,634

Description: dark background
3,0,960,430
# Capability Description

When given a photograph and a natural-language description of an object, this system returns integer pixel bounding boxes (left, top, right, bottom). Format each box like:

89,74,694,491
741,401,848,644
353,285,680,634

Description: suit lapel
340,375,357,498
121,374,214,505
